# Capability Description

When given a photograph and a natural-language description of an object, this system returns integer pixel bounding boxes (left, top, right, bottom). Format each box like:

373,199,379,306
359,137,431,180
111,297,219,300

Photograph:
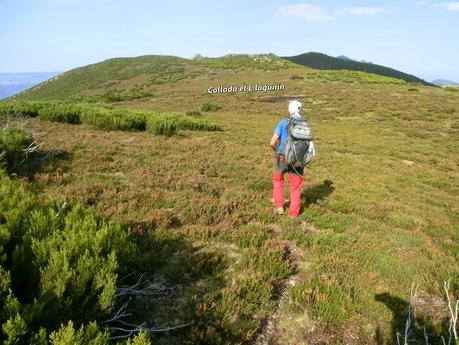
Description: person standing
270,100,305,218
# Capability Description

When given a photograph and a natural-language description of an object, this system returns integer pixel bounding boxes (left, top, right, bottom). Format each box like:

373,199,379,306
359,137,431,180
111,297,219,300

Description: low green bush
0,127,156,343
176,116,221,131
101,90,153,102
81,109,146,131
48,321,109,344
147,67,187,85
0,126,35,172
101,90,126,102
185,110,202,117
0,101,42,118
146,113,178,136
146,112,221,136
38,103,83,124
0,168,130,343
0,101,221,136
200,102,222,112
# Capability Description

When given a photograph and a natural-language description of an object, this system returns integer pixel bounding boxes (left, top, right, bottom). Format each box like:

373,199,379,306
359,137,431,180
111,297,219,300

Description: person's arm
270,134,279,152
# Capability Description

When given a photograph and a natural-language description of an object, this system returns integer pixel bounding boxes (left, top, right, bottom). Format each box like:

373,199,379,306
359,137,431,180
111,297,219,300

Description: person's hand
270,134,279,151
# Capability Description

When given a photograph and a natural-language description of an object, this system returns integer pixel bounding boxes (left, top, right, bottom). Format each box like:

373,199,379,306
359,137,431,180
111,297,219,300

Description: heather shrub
0,126,35,172
0,127,130,343
38,102,83,124
1,101,220,136
145,113,178,136
0,170,128,342
81,109,146,131
200,102,222,112
0,101,42,118
146,112,221,136
185,110,202,117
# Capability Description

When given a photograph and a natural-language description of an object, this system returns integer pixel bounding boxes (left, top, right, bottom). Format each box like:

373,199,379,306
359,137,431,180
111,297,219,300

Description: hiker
270,100,315,218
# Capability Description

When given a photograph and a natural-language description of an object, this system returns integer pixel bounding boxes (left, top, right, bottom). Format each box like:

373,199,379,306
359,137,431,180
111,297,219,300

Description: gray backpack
284,118,314,167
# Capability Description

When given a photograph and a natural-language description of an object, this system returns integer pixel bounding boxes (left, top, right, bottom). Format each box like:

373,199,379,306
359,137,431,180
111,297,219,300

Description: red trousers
273,169,304,217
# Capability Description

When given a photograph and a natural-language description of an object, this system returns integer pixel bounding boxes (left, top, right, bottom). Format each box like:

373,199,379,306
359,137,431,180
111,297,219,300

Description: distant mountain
337,55,353,61
0,72,60,99
283,52,434,86
432,79,459,87
337,55,373,64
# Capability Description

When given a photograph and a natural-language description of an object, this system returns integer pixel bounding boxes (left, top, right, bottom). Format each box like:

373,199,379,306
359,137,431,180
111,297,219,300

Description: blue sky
1,0,458,81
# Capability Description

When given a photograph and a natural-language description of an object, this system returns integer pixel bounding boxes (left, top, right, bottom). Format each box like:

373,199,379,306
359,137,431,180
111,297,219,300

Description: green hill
283,52,435,86
13,55,189,101
12,54,297,101
13,53,412,103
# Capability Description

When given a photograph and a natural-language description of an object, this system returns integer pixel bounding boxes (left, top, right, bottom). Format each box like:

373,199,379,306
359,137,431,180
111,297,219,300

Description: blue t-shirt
274,115,302,154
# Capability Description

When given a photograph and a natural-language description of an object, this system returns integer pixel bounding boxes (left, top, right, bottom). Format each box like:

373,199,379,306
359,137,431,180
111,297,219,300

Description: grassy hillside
305,70,407,85
1,56,458,344
13,54,297,102
13,55,189,101
284,52,435,86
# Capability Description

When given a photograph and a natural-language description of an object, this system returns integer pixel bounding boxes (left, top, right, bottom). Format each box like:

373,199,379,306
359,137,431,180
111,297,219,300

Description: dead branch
444,279,458,342
398,282,418,345
105,273,189,340
114,273,174,300
423,326,429,345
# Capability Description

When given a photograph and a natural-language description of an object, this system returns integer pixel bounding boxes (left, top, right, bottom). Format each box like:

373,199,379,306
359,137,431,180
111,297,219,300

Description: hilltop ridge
9,52,432,102
283,52,434,86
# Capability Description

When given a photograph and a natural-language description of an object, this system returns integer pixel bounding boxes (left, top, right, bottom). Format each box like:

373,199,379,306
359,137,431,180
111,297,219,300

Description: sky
1,0,458,81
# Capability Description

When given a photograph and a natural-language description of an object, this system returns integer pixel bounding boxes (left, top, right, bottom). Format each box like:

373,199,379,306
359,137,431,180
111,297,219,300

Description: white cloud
278,3,389,21
437,2,459,11
278,4,335,21
338,7,387,15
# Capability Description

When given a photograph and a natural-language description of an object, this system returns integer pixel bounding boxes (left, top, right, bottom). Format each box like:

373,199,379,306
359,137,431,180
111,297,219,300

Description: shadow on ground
114,228,228,343
375,293,450,345
301,179,335,207
7,149,71,178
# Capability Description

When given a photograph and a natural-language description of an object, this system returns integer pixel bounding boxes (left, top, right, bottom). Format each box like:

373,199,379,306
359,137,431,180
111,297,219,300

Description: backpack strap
286,117,296,136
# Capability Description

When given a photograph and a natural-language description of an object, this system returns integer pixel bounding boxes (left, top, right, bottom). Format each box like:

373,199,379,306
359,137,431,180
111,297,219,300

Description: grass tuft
201,102,222,112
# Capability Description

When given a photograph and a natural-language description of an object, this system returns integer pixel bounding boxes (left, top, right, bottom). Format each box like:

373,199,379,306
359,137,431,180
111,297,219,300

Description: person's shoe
273,207,284,215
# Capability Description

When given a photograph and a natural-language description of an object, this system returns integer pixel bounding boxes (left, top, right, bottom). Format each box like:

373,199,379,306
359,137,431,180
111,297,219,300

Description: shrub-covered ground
305,70,407,84
2,62,459,344
0,125,157,344
0,101,220,135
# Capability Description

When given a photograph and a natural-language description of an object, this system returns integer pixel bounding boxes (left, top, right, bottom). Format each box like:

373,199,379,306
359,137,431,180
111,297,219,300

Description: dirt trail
253,222,314,345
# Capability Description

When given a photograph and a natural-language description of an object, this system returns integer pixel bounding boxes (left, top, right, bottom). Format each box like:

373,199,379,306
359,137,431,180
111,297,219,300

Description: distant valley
0,72,60,99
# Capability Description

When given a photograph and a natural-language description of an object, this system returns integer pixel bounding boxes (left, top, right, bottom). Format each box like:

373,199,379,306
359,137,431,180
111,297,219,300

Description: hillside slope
284,52,434,86
12,54,297,101
12,54,412,103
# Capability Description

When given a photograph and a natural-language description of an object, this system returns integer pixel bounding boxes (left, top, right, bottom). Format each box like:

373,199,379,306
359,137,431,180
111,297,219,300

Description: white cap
288,100,302,116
